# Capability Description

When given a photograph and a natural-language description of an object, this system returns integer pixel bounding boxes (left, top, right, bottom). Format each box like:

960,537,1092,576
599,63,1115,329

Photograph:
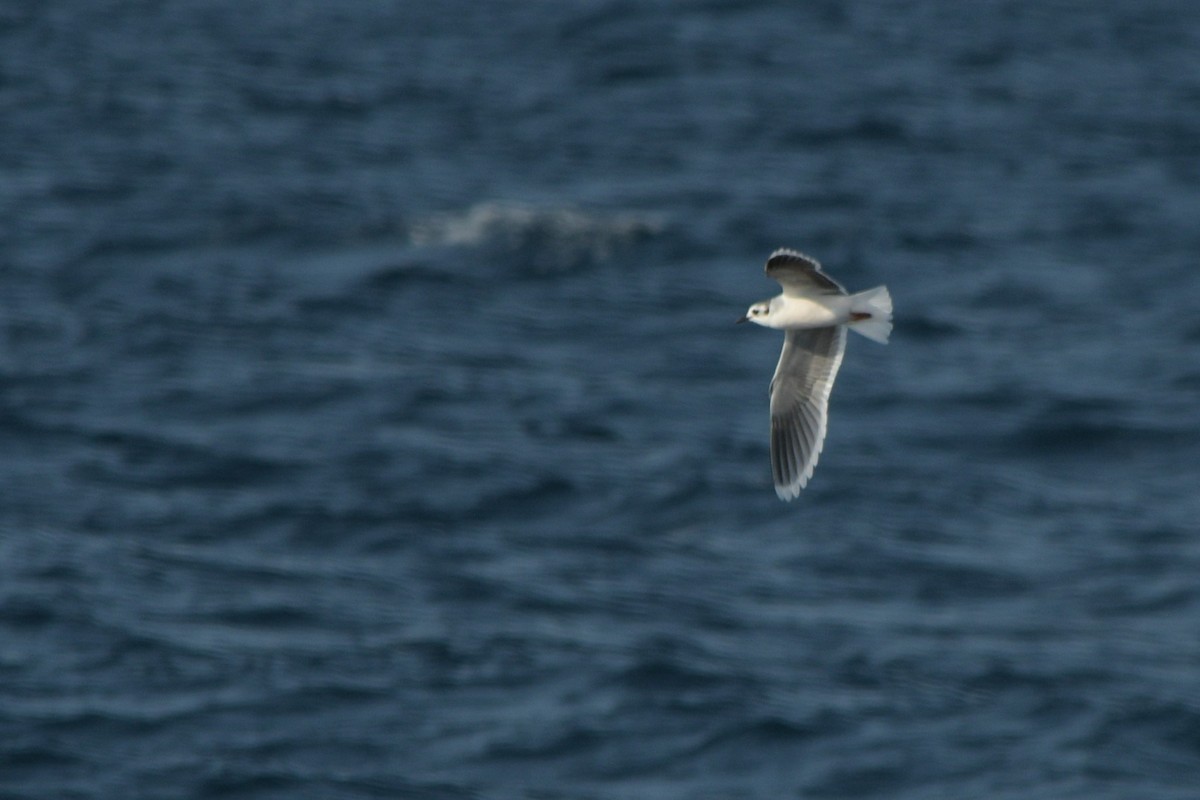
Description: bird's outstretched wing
768,325,846,499
765,249,846,297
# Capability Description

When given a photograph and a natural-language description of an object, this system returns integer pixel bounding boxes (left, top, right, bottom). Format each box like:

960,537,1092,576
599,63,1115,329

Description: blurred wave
409,201,665,273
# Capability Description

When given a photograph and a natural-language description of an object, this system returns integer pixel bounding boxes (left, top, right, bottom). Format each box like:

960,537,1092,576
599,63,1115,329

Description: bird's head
737,301,772,326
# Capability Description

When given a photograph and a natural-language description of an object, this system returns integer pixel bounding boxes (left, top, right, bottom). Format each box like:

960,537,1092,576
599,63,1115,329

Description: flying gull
738,249,892,499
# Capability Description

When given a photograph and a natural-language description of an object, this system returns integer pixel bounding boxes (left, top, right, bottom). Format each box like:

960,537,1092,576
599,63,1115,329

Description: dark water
3,2,1200,798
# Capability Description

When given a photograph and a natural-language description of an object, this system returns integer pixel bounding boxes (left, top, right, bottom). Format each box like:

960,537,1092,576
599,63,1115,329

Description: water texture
2,2,1199,798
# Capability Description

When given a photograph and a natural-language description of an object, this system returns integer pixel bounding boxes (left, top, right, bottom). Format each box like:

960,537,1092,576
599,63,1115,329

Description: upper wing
765,249,846,297
768,325,847,499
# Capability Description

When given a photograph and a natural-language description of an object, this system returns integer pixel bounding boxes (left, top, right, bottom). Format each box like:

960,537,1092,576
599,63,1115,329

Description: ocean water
3,2,1200,798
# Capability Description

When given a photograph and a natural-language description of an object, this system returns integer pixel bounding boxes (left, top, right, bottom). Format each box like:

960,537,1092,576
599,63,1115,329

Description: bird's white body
748,288,892,344
758,293,853,329
740,248,892,499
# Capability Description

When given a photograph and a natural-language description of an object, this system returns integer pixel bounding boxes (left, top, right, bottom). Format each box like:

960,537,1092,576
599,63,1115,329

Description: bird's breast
772,296,848,329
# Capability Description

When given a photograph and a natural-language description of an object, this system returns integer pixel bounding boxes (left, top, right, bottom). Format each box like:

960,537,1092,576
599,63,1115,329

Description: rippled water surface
3,2,1200,798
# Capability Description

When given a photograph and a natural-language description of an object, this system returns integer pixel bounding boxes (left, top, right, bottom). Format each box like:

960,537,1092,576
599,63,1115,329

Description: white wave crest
409,202,663,270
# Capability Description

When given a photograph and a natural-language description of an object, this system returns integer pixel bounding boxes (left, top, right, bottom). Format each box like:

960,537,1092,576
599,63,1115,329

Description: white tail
847,285,892,344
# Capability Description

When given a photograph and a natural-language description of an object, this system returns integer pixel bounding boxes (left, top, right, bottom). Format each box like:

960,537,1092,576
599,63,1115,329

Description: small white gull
738,249,892,500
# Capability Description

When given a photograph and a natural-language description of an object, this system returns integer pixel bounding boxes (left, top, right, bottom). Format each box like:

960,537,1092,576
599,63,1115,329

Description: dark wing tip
764,248,845,294
765,248,821,273
771,404,818,498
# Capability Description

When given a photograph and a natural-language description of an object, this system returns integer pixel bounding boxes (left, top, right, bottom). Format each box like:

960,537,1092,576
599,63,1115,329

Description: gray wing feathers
768,325,847,499
765,248,847,296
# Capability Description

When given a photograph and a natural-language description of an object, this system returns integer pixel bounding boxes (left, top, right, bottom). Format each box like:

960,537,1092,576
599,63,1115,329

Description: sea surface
3,2,1200,798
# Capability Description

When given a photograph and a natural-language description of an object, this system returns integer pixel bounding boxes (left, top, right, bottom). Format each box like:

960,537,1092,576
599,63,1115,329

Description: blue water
3,2,1200,798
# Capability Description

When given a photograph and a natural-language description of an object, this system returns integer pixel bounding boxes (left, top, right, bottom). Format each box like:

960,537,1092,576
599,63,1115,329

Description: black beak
736,315,749,324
